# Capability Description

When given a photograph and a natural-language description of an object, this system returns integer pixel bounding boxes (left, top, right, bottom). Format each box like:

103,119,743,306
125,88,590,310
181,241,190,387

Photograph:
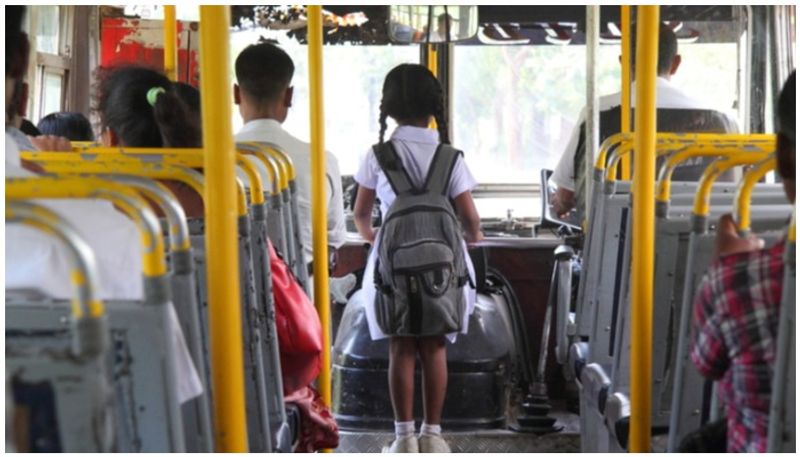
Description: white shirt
235,119,346,265
4,135,202,403
354,125,478,215
551,77,736,191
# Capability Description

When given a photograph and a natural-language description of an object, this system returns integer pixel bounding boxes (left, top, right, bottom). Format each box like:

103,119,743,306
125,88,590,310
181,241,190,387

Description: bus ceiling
223,5,741,46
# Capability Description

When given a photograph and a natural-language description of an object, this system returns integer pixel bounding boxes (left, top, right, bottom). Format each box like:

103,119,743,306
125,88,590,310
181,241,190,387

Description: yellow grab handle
735,156,777,233
24,151,250,216
237,145,281,196
692,154,772,216
6,176,167,277
236,156,266,205
594,132,633,171
656,144,775,203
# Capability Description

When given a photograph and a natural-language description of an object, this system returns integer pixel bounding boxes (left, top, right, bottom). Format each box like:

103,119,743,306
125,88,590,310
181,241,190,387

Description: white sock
394,420,415,438
420,422,442,437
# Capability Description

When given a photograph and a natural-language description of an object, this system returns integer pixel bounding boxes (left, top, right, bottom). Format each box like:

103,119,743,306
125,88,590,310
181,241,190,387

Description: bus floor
334,401,580,453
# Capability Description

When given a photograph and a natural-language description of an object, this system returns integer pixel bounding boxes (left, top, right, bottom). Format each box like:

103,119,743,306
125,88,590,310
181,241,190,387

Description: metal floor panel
335,410,580,453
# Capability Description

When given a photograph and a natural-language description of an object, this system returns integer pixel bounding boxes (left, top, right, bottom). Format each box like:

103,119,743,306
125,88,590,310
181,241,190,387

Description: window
452,44,623,187
28,6,74,122
41,70,65,117
35,6,60,54
230,29,419,176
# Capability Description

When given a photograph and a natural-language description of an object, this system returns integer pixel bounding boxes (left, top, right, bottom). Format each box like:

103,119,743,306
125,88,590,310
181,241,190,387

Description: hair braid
378,111,388,144
433,83,449,144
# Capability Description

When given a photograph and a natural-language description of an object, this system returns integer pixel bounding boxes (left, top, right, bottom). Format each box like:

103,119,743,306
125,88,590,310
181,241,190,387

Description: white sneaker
418,434,451,453
382,435,419,453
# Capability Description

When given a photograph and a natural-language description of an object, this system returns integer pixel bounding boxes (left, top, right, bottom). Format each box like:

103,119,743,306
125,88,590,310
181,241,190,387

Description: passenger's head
626,24,681,79
6,79,27,127
234,42,295,123
6,6,28,115
776,70,795,203
437,13,453,36
94,66,201,148
378,63,449,144
37,112,94,142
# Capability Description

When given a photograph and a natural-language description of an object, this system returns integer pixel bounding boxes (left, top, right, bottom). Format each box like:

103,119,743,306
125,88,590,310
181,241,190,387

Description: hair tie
146,87,166,107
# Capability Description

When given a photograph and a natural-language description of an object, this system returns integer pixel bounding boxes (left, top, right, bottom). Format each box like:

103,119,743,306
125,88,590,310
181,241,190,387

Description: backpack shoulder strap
372,141,415,195
423,143,463,196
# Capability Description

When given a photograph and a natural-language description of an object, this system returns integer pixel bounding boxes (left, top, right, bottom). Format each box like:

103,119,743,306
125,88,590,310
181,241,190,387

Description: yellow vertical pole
198,6,248,452
629,6,659,453
427,44,438,130
620,5,632,180
307,5,333,412
163,5,178,81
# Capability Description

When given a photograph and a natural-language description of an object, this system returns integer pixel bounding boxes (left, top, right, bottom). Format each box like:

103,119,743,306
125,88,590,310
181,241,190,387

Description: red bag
269,240,322,395
285,386,339,452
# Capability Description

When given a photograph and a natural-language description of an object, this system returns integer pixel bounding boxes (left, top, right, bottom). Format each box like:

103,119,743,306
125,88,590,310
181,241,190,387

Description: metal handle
237,143,281,196
691,154,772,218
104,174,192,252
6,200,109,358
734,155,777,234
656,139,775,203
6,176,167,277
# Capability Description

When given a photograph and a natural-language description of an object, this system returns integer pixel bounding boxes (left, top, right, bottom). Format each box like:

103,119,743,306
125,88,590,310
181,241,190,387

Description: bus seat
767,231,795,452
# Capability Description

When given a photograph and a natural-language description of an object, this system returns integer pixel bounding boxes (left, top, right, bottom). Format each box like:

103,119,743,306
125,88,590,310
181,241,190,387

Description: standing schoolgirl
353,64,483,453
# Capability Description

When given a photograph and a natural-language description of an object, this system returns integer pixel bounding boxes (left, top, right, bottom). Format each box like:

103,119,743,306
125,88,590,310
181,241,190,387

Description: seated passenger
37,111,94,142
550,25,737,218
233,42,346,269
689,71,795,452
5,21,201,404
94,66,204,217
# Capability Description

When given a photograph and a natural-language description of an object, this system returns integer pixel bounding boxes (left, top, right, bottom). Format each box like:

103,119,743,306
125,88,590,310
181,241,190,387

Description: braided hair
378,63,449,144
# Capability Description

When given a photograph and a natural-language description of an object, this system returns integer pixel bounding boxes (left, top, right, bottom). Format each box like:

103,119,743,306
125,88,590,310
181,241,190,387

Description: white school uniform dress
5,135,203,404
353,126,478,343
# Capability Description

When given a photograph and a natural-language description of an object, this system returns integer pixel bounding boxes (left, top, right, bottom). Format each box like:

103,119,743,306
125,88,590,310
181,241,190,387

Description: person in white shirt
550,25,737,217
233,42,346,269
352,64,482,454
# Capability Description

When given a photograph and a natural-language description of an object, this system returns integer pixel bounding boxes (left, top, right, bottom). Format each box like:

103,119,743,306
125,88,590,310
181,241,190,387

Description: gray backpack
372,141,470,337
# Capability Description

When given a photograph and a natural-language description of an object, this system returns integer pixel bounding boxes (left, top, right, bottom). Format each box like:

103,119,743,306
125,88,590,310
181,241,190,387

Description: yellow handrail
307,4,333,414
735,156,777,233
243,142,289,191
163,5,178,81
593,132,632,171
30,158,205,201
692,154,772,216
655,140,775,202
22,151,250,216
199,5,248,451
606,133,775,184
427,43,438,131
620,5,632,180
629,7,659,451
6,176,167,278
237,144,281,196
